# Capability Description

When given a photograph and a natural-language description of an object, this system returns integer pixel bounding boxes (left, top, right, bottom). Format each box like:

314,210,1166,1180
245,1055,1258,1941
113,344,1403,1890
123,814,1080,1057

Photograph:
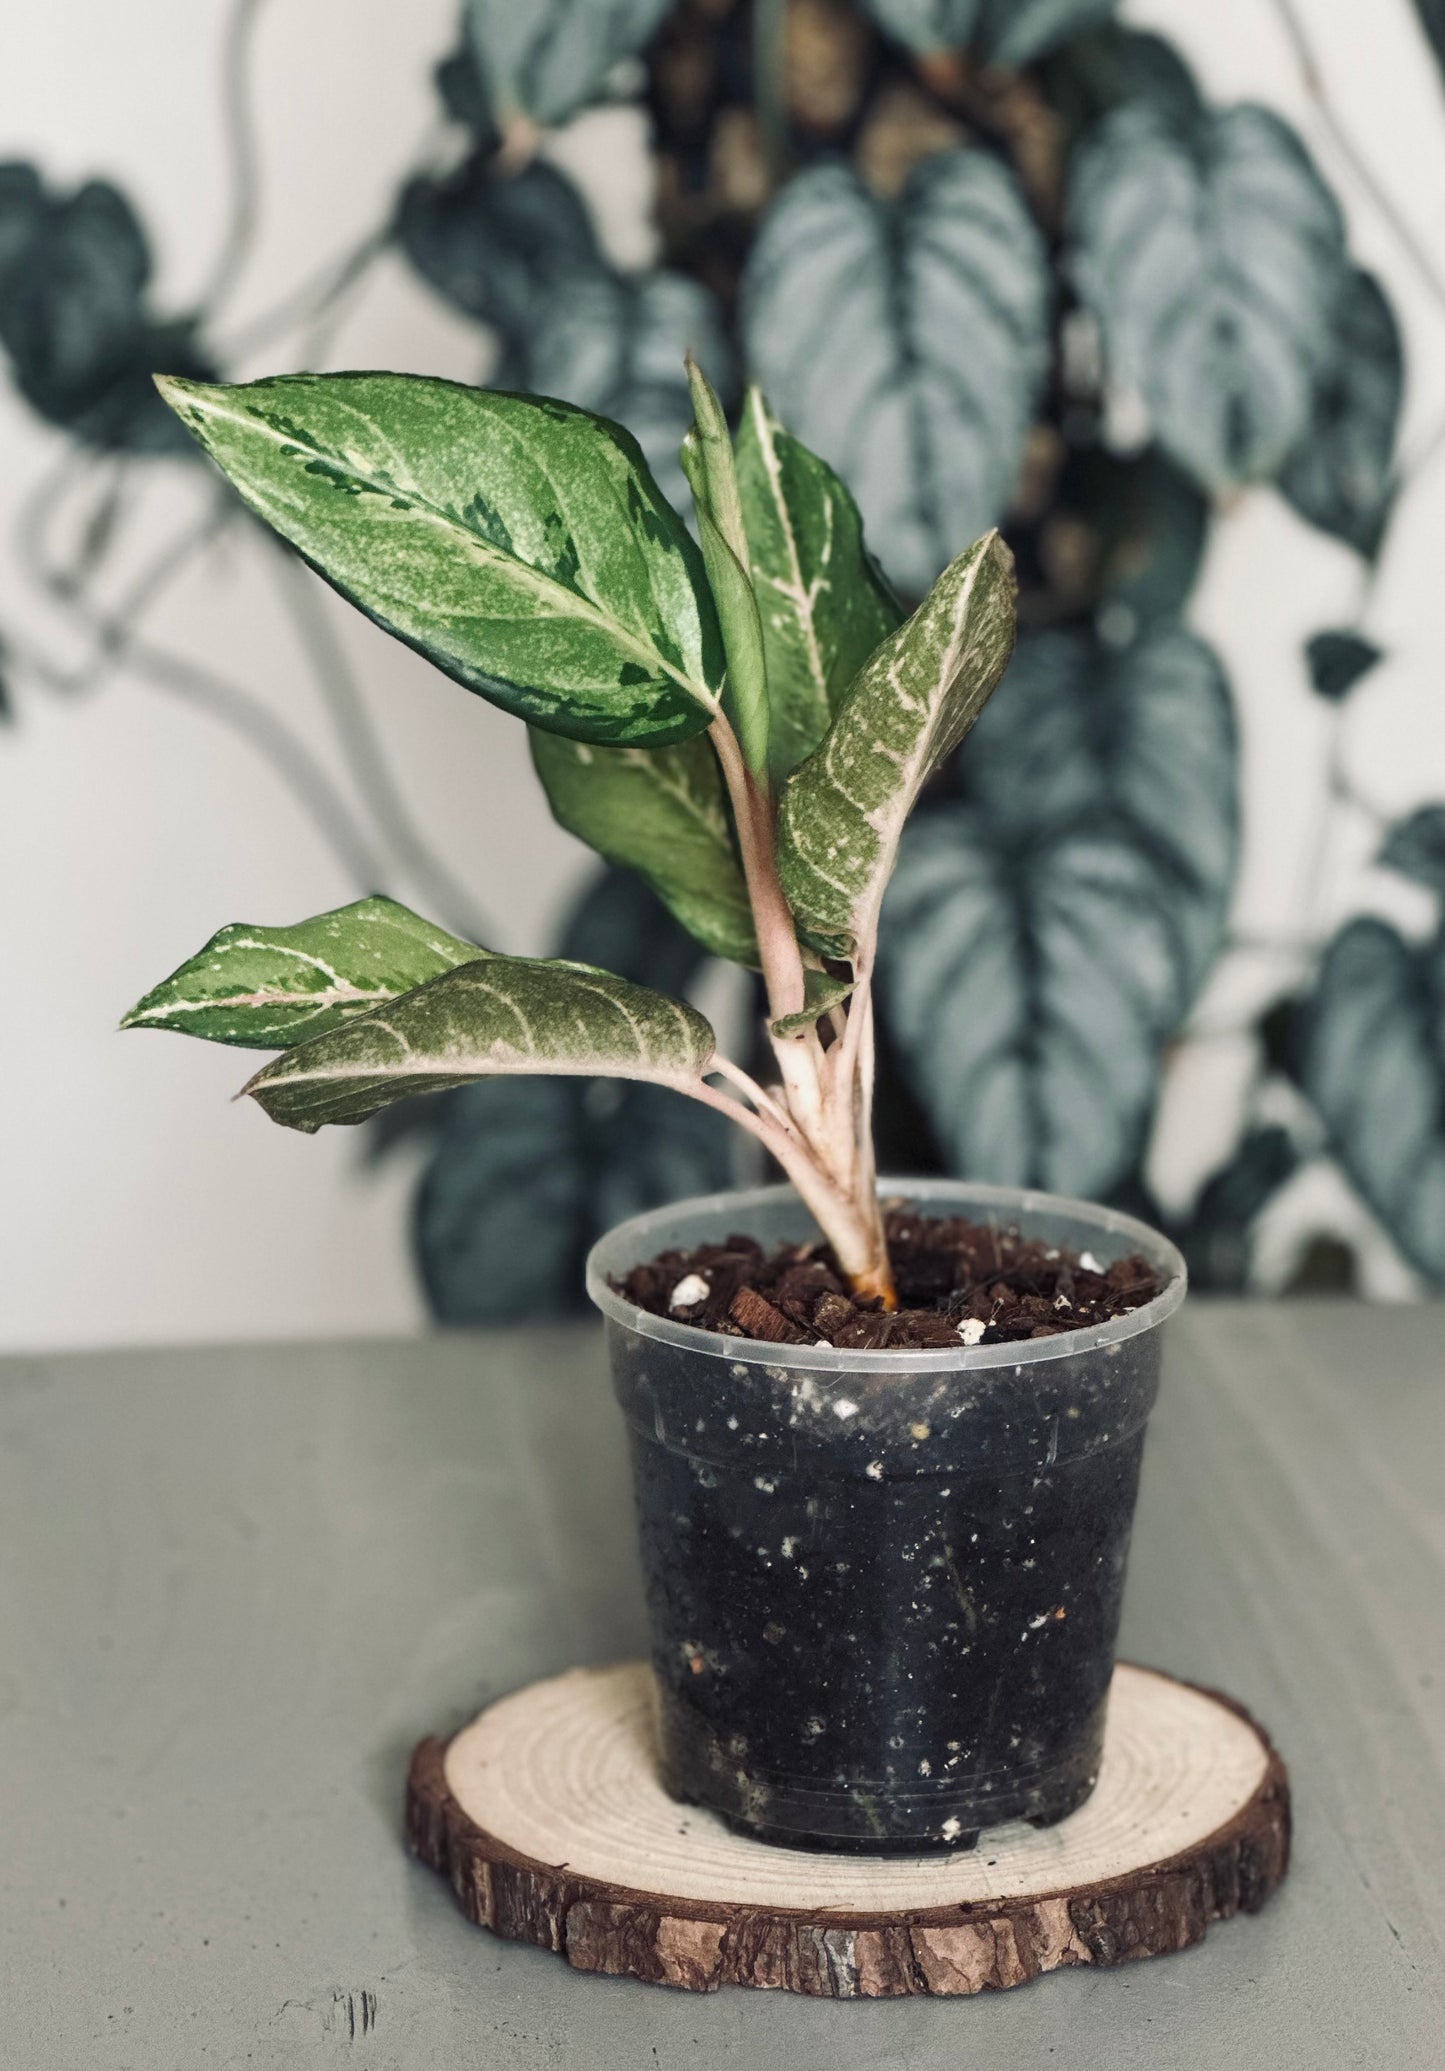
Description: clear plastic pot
587,1180,1186,1855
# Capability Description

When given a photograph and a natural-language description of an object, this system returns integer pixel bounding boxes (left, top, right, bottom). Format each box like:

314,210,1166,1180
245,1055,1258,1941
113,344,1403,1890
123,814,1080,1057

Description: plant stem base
404,1661,1289,1999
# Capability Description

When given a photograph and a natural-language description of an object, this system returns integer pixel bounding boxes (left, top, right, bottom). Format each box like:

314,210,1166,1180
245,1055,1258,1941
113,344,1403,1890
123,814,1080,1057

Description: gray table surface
3,1303,1442,2068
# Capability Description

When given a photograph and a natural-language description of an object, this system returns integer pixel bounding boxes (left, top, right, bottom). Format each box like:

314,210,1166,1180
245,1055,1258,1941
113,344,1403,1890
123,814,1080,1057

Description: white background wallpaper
3,0,1444,1349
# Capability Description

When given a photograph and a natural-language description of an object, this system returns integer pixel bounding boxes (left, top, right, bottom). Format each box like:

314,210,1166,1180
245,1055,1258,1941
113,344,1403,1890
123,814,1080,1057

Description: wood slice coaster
406,1661,1289,1999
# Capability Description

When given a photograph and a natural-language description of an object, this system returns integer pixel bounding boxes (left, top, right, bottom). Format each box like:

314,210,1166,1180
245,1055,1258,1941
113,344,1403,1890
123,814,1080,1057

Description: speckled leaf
1069,103,1348,490
777,531,1017,962
519,266,733,516
156,373,722,746
530,730,758,965
1302,917,1445,1280
735,387,902,779
743,154,1050,595
242,957,716,1131
771,970,855,1042
1279,268,1401,558
466,0,673,127
121,897,485,1049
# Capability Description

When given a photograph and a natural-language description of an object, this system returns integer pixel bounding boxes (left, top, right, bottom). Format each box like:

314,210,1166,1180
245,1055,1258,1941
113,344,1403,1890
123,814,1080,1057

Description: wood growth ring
405,1661,1289,1998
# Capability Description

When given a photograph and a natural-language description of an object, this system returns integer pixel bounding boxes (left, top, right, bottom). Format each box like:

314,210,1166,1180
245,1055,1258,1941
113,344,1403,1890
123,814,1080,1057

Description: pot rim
586,1177,1187,1374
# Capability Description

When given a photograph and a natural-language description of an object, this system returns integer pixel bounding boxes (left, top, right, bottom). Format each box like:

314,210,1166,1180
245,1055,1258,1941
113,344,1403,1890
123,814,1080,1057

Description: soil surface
615,1205,1163,1350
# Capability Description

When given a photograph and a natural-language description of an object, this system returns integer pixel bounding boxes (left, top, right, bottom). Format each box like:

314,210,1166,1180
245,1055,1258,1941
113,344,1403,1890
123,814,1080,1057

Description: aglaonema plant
122,360,1017,1306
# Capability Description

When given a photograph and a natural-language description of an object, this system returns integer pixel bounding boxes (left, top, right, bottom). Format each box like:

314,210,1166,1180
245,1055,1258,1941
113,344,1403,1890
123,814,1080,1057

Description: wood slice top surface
406,1661,1290,1997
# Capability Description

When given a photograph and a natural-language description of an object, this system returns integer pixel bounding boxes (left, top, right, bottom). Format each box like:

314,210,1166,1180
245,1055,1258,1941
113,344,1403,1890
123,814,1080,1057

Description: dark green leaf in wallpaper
861,0,1116,66
414,869,731,1323
466,0,674,129
858,0,982,47
1305,629,1384,703
1069,104,1348,491
1178,1127,1298,1292
1278,268,1402,559
518,266,733,517
1051,444,1208,624
1380,805,1445,893
1303,917,1445,1279
0,167,211,452
975,0,1118,68
1411,0,1445,89
877,623,1236,1196
1040,24,1203,143
743,153,1050,595
396,155,600,342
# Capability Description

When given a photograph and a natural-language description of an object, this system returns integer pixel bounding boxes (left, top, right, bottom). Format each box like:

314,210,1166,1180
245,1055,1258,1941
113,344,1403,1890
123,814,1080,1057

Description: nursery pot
587,1180,1186,1855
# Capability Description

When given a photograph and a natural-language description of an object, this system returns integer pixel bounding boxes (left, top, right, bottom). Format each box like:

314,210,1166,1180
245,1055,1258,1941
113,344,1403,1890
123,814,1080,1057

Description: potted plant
124,359,1185,1853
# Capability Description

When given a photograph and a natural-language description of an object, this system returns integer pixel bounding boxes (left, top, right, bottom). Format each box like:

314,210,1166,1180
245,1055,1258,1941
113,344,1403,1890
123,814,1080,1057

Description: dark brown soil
615,1205,1163,1350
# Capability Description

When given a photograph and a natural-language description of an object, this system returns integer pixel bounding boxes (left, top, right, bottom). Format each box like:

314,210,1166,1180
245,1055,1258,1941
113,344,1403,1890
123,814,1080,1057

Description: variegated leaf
529,730,758,966
770,969,855,1041
735,387,902,779
777,531,1017,962
121,896,484,1048
156,373,723,746
242,958,716,1132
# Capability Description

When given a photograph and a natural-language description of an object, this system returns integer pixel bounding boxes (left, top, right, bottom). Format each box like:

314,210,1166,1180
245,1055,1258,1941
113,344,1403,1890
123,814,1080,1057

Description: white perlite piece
958,1317,987,1345
669,1273,710,1310
1078,1251,1103,1274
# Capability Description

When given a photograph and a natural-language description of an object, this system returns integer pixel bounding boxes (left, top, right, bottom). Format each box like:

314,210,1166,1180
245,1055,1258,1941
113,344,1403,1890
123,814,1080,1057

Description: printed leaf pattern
157,372,723,745
735,387,902,778
862,0,1116,65
1305,629,1383,703
466,0,673,128
877,621,1237,1196
121,896,484,1048
1278,268,1401,558
0,163,212,452
777,531,1017,962
412,869,734,1323
395,156,600,340
1380,806,1445,893
743,153,1050,594
977,0,1119,66
1302,918,1445,1279
530,729,758,965
242,956,716,1131
519,267,734,517
1069,103,1348,491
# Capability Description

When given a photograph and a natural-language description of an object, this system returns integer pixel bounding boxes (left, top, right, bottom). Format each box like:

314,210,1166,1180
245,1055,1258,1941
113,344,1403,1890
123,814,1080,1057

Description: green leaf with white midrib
157,373,723,747
530,731,759,966
120,896,486,1048
735,386,903,778
777,531,1017,963
242,956,716,1132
